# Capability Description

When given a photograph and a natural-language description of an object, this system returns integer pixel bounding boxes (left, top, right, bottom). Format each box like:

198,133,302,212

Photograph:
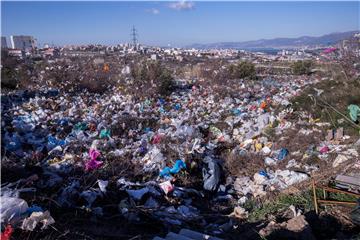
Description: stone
333,154,349,167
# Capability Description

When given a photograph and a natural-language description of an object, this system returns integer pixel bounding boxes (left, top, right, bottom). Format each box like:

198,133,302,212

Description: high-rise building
1,36,8,48
10,35,36,51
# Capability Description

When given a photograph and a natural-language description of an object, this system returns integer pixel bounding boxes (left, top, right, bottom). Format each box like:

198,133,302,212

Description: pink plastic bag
152,134,163,144
85,149,103,171
320,146,329,154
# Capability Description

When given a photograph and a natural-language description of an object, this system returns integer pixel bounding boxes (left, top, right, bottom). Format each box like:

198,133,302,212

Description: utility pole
131,26,138,50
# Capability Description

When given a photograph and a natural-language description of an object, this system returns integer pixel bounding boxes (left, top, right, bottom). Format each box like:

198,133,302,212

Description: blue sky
1,1,359,47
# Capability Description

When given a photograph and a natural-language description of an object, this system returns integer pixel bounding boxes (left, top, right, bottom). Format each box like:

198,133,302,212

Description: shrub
158,69,175,96
1,51,20,89
292,60,313,75
130,61,175,96
1,67,18,89
229,61,256,79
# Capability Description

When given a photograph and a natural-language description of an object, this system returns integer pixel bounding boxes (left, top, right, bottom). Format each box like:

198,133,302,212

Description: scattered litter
333,154,349,167
0,197,29,224
98,180,109,193
230,206,248,220
159,160,186,178
159,181,174,195
21,211,55,231
348,104,360,122
202,156,221,191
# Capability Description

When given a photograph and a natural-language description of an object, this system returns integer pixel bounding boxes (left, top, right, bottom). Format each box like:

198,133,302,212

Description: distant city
1,30,360,62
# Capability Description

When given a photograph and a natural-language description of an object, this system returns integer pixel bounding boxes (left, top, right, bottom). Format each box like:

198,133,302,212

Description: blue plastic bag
159,160,186,178
57,118,69,126
174,103,181,110
277,148,289,160
5,133,22,151
47,136,66,150
259,170,270,178
232,109,241,116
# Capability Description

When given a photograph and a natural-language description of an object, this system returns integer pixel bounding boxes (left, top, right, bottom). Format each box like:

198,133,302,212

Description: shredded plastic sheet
1,197,29,224
21,211,55,231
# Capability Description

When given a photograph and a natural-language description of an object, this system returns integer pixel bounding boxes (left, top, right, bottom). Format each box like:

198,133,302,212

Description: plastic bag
202,157,221,191
348,104,360,122
99,129,111,139
159,160,186,178
85,149,103,171
277,148,289,160
0,197,29,224
21,211,55,231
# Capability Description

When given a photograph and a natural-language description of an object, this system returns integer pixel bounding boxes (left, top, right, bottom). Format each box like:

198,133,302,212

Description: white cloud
168,1,194,11
146,8,160,15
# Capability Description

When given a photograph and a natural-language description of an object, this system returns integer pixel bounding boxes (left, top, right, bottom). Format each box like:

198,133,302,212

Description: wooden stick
317,185,360,197
317,200,357,205
323,188,327,211
312,178,319,214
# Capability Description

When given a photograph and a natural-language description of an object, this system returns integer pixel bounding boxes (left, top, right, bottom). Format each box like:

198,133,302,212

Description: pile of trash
1,74,359,238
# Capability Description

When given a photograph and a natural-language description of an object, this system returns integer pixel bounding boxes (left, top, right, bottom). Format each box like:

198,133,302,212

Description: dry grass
223,151,265,177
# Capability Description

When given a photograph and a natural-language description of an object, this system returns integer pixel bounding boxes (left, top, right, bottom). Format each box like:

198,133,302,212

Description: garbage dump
1,54,360,239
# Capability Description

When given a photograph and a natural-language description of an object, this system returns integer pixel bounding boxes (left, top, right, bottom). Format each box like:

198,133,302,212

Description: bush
1,51,20,89
292,60,313,75
1,67,18,89
130,61,175,96
158,69,175,96
229,61,256,79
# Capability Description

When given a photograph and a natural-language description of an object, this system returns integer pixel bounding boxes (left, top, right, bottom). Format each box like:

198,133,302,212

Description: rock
260,215,316,240
259,221,282,237
231,206,248,220
333,154,348,167
286,215,308,232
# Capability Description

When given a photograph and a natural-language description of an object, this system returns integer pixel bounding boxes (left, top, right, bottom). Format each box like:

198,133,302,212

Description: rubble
259,215,316,240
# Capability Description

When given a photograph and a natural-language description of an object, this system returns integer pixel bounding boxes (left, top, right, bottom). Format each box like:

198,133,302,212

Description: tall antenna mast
131,26,138,49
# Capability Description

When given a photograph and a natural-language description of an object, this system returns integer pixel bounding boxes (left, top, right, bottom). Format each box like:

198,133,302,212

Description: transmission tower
131,26,138,49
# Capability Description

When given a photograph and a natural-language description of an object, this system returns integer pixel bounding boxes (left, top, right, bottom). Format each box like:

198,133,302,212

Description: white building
10,35,36,51
150,54,157,60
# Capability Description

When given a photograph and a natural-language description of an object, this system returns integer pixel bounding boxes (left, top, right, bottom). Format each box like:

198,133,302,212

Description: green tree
158,69,175,96
292,60,313,75
229,61,256,79
1,50,20,89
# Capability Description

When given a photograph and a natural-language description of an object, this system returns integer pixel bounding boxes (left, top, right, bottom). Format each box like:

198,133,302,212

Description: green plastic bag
100,129,111,139
74,122,87,131
348,104,360,122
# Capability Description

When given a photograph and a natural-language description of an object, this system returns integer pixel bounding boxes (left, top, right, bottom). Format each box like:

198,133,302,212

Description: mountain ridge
186,31,359,49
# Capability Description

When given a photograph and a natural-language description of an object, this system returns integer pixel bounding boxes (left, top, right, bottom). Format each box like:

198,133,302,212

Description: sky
1,1,359,47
